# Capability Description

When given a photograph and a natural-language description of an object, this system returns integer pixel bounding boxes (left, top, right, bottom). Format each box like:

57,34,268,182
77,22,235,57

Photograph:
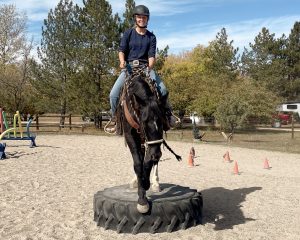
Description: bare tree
0,4,34,113
0,4,27,65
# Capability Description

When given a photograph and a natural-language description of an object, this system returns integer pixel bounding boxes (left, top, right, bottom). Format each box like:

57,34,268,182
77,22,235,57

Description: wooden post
69,114,72,130
0,108,4,134
36,115,39,130
291,114,294,139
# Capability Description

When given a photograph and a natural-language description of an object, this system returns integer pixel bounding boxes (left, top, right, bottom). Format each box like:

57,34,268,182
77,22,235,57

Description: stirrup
104,118,117,135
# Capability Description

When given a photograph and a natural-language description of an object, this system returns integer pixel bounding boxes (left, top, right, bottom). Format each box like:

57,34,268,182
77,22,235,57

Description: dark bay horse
118,67,181,213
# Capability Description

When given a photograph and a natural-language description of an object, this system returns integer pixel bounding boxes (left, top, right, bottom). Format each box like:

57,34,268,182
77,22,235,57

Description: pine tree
286,21,300,100
122,0,135,31
203,28,239,81
74,0,120,128
241,27,287,96
31,0,80,124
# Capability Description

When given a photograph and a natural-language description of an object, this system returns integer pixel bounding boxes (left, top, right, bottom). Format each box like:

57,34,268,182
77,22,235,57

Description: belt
128,60,148,67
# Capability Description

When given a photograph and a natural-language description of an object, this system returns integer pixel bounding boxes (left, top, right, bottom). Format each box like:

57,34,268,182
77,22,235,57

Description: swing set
0,108,36,159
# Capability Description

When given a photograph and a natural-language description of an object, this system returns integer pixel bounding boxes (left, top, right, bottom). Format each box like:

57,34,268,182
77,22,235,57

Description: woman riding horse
108,5,176,134
121,67,181,213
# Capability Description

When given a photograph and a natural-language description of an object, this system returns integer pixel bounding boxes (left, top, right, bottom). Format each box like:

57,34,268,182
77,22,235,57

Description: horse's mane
126,74,162,121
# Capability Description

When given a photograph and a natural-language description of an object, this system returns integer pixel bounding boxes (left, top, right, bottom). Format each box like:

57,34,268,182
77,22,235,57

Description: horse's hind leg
151,162,161,192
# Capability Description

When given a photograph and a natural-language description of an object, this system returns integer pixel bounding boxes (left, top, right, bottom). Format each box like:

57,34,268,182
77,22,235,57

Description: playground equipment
0,108,36,159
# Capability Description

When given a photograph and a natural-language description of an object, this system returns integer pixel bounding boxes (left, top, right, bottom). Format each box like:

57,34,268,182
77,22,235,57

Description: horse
116,66,181,213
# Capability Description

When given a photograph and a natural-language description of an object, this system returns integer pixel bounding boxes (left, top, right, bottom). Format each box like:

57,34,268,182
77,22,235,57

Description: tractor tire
93,183,203,234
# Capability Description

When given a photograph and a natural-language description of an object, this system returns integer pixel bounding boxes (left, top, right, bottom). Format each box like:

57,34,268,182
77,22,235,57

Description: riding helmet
133,5,150,17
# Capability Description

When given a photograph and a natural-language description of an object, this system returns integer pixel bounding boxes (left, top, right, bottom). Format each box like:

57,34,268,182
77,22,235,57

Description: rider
108,5,176,133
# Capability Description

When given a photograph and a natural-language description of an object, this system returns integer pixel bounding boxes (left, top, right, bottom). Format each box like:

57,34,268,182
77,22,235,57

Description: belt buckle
132,60,139,67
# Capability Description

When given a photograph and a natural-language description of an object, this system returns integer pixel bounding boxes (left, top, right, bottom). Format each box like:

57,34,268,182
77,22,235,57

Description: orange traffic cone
188,147,195,167
263,158,270,169
233,161,239,175
188,153,194,167
223,151,231,162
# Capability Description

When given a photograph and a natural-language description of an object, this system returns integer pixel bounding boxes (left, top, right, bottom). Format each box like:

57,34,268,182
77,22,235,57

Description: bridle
123,65,182,161
124,65,164,147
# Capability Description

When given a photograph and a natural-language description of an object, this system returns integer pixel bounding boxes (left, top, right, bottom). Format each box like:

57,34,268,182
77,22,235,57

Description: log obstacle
0,108,36,159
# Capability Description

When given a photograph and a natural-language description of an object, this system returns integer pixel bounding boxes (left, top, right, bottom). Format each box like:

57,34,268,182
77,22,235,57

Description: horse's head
130,74,166,162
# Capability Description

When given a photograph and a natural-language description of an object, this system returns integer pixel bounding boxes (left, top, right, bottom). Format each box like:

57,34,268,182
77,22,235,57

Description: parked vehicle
276,102,300,118
82,111,110,122
272,112,291,125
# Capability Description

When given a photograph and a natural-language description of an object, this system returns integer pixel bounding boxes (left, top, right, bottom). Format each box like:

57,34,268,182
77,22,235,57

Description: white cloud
2,0,299,56
156,15,300,54
1,0,83,21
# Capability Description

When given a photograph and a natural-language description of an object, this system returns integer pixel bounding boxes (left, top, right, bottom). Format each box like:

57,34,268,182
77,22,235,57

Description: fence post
69,114,72,130
0,108,4,133
36,115,39,130
291,114,294,139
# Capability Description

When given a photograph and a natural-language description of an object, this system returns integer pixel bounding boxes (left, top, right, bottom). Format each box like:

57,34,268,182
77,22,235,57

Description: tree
286,21,300,100
31,0,79,124
0,4,27,65
203,28,239,82
155,45,169,74
214,77,281,133
241,27,287,97
122,0,135,31
0,4,34,113
73,0,120,127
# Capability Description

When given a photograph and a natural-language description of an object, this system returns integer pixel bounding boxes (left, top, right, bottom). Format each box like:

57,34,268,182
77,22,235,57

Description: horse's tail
163,140,182,161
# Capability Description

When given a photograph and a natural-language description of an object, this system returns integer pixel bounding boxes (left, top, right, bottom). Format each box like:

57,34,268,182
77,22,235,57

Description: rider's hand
120,61,126,69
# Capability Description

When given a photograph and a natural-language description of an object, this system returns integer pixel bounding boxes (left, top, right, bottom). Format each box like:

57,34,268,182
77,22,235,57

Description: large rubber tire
93,183,203,234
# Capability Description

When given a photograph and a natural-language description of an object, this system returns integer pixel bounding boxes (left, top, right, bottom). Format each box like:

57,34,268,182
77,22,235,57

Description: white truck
276,102,300,117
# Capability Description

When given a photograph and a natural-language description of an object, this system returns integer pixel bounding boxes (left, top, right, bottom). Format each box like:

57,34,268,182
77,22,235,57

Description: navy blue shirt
119,28,156,63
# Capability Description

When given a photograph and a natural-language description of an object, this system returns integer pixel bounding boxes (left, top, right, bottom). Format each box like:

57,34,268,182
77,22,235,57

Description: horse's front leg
125,133,149,213
132,154,150,213
129,145,145,189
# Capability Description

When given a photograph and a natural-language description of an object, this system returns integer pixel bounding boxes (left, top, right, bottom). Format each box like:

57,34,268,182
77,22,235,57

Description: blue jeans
109,67,168,116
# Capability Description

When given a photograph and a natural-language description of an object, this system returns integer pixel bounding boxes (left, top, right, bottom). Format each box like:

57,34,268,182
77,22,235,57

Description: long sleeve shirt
119,28,156,63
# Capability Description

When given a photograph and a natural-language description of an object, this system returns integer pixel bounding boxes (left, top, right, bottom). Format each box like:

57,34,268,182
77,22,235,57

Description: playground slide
0,128,16,140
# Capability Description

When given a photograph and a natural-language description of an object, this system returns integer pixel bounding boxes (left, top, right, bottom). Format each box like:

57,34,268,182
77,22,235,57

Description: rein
123,66,181,161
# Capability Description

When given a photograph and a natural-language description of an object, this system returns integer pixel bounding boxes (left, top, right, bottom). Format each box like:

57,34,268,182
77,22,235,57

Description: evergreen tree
241,27,287,96
203,28,239,81
74,0,120,128
31,0,79,124
122,0,135,31
155,45,169,74
286,21,300,100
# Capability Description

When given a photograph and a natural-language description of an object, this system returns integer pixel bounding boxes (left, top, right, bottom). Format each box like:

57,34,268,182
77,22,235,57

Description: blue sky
1,0,300,55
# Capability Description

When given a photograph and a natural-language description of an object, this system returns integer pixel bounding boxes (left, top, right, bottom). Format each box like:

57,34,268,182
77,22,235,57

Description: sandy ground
0,134,300,240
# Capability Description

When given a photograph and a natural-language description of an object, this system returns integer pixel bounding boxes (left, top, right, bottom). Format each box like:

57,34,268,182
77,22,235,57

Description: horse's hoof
151,184,161,192
137,203,149,213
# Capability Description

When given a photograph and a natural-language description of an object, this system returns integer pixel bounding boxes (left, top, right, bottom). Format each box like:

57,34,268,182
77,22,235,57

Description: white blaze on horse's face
154,121,158,131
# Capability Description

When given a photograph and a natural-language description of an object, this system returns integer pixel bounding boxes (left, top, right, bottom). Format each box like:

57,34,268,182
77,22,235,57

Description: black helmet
133,5,150,17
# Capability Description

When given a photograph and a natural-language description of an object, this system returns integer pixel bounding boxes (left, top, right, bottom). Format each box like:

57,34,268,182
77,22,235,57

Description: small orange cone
233,161,239,175
188,147,195,167
263,158,270,169
223,151,231,162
